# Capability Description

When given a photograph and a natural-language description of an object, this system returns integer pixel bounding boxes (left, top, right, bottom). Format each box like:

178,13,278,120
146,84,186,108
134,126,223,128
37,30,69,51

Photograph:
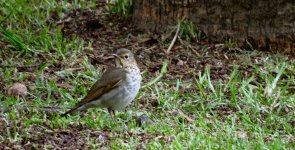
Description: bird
62,48,142,122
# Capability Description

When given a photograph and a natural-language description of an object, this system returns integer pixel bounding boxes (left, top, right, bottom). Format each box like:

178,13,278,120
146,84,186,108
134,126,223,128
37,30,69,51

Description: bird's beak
111,54,123,67
111,54,119,58
104,54,119,60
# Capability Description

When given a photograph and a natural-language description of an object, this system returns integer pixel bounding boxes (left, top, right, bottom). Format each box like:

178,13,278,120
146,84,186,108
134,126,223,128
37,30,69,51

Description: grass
179,21,206,42
0,0,294,149
107,0,133,17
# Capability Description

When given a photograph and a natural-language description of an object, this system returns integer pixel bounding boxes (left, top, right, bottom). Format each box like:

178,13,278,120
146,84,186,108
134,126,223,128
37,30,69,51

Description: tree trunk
133,0,295,54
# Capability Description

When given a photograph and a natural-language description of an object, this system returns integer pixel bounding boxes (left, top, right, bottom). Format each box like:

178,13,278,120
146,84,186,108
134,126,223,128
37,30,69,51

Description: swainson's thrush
62,48,142,121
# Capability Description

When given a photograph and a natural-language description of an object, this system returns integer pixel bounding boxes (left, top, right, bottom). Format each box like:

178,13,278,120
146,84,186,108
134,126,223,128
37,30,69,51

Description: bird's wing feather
74,67,126,107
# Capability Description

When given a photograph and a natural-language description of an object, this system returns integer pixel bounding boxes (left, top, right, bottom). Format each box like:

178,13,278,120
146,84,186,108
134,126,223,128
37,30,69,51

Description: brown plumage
62,48,142,121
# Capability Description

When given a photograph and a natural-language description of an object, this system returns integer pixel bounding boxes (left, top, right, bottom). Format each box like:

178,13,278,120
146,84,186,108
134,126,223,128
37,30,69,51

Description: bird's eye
124,55,129,59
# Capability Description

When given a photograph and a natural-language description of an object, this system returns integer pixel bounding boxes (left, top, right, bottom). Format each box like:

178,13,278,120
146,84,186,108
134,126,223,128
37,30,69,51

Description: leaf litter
0,2,294,148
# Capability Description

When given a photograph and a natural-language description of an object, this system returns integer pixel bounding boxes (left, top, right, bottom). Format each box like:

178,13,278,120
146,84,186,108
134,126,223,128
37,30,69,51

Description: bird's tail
61,106,79,117
62,101,91,117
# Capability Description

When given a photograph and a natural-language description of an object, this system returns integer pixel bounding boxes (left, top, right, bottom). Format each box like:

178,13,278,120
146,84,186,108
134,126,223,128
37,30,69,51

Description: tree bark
133,0,295,54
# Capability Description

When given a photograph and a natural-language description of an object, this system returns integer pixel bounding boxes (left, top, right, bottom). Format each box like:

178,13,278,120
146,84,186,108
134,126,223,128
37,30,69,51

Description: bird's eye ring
124,55,129,59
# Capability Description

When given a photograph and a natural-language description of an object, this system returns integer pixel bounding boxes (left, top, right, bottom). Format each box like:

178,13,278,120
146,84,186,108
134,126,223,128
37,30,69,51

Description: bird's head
112,48,137,69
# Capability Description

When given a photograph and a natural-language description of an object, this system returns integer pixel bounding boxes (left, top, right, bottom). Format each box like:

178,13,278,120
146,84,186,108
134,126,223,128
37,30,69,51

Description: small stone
136,115,154,127
177,60,184,66
7,83,28,97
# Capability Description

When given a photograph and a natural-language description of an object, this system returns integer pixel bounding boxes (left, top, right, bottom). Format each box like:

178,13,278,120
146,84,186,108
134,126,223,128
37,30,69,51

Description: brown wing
75,67,126,107
63,67,126,116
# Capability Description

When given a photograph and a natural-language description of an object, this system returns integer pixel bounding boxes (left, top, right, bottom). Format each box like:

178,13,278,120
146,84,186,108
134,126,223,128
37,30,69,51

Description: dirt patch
51,6,261,84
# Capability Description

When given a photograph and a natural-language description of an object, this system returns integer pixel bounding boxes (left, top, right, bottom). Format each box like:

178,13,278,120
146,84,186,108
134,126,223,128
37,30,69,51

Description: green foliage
224,37,238,48
107,0,133,17
0,0,294,149
0,25,30,54
179,21,205,42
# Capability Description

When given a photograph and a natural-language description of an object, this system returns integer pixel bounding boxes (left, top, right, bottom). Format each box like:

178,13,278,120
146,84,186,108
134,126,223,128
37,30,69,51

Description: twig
177,35,200,57
142,59,169,88
166,22,180,54
141,22,180,87
177,109,194,123
0,105,66,115
0,63,41,68
141,23,180,87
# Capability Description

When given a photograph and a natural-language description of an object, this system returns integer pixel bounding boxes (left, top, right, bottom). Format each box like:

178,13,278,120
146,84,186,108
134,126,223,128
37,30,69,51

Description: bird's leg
108,108,117,124
112,110,117,123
